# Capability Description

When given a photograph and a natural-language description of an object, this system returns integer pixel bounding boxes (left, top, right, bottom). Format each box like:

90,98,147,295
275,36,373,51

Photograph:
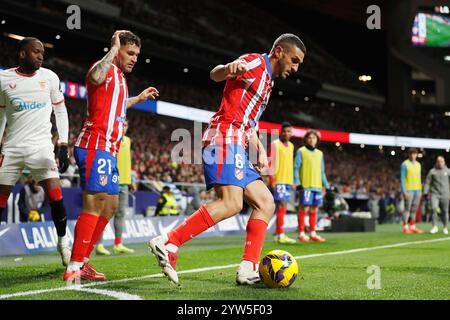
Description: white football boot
57,235,71,267
236,260,261,285
430,226,438,234
443,228,449,235
148,236,179,286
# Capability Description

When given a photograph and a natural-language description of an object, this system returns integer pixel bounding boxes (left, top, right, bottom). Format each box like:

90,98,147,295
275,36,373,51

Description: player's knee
258,194,275,217
224,198,243,215
47,187,63,203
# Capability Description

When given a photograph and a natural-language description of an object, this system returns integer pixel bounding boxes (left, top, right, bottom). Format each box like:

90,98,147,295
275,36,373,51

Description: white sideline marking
1,236,449,300
75,288,143,300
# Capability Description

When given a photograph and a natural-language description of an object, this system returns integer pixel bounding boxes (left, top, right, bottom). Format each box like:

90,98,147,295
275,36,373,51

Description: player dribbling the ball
149,34,306,286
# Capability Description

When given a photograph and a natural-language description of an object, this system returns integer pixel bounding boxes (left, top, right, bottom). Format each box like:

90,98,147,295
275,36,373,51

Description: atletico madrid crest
235,168,244,180
99,175,108,186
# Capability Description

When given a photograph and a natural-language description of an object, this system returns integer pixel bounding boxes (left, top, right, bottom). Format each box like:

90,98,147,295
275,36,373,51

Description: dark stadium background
1,0,449,222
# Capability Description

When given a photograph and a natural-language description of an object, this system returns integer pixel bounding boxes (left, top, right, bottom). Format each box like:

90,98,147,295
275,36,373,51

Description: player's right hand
225,60,247,77
111,30,128,50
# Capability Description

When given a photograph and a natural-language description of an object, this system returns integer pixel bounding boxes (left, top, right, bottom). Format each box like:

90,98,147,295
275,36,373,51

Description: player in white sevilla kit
0,38,71,266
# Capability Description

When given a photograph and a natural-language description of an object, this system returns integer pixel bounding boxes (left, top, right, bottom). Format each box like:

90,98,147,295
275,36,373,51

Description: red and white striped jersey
202,53,273,147
75,63,128,157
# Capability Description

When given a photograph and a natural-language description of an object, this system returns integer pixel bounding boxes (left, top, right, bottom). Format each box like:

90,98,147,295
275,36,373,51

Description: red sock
242,218,268,265
276,206,286,235
70,213,99,263
85,216,109,259
403,220,408,227
298,210,306,232
309,210,317,232
0,194,8,209
166,206,215,247
410,219,416,227
115,237,122,246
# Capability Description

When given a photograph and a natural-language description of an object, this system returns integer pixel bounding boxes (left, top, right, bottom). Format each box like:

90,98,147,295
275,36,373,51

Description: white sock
166,243,179,253
67,261,83,272
58,235,68,247
240,260,258,272
311,231,317,237
83,257,89,264
300,232,306,237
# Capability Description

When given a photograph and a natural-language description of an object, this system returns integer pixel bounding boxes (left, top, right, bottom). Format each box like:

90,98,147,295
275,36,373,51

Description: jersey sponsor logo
10,97,46,112
99,175,108,186
38,80,47,90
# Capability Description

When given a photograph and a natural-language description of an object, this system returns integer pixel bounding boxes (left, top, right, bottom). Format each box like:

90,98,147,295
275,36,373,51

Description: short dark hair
17,37,41,57
162,186,171,192
281,122,292,129
408,148,419,155
272,33,306,54
303,129,320,144
120,31,141,47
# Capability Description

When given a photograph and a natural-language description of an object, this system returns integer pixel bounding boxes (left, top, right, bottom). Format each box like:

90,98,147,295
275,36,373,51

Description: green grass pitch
426,16,450,47
0,223,449,300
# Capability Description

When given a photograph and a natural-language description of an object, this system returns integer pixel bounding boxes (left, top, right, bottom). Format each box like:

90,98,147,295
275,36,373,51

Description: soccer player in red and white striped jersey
64,31,159,282
149,34,306,286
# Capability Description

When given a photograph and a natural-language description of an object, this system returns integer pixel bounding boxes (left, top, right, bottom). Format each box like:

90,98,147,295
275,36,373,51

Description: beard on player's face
277,56,291,80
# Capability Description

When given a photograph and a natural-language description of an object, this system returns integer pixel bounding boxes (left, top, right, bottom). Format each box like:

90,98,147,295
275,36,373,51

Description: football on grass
259,250,298,288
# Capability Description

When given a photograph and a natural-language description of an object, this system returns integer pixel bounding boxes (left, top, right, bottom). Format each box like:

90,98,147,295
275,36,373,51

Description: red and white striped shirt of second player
75,63,128,158
202,53,274,148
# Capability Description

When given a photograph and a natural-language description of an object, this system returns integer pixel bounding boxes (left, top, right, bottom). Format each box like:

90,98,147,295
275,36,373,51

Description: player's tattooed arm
87,47,119,85
87,30,125,85
127,86,159,108
210,59,248,82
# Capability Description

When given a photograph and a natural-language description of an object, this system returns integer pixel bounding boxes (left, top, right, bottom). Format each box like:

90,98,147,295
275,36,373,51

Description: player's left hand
256,149,269,174
138,87,159,102
56,145,69,173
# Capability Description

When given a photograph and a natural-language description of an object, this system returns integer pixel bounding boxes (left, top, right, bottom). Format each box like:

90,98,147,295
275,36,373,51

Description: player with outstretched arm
63,30,159,282
149,34,306,286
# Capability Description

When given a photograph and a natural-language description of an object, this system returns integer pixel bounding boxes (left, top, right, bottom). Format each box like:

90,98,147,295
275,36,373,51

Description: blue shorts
74,147,119,195
300,189,323,206
202,143,261,190
274,184,292,201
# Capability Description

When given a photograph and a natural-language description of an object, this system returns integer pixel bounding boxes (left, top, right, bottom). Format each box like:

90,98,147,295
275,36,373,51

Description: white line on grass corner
1,236,449,300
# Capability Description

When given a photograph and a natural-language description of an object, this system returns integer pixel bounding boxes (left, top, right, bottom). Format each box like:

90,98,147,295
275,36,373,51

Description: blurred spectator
18,176,49,222
154,186,180,216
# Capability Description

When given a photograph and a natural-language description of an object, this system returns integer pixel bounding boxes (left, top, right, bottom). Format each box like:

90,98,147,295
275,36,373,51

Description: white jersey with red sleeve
75,62,128,157
0,67,65,156
202,53,273,147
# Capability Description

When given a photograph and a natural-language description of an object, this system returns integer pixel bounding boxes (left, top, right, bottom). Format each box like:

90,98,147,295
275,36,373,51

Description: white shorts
0,146,59,185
